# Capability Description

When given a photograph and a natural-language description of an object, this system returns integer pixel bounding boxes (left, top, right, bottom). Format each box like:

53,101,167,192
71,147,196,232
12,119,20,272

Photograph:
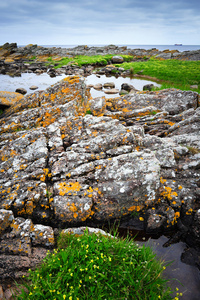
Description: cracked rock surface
0,75,200,280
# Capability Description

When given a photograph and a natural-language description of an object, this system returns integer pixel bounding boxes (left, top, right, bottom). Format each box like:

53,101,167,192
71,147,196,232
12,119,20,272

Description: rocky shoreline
0,43,200,297
1,42,200,80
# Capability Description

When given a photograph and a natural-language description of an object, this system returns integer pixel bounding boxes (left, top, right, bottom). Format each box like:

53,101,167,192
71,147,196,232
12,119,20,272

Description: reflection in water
1,72,161,99
85,74,161,98
141,236,200,300
0,73,67,94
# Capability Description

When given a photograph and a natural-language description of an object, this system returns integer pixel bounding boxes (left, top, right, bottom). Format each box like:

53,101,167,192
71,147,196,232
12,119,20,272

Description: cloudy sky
1,0,200,46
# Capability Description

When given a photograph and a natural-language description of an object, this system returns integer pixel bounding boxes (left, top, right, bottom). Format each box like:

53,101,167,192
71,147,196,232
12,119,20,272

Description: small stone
190,85,198,89
93,83,103,90
104,88,119,94
86,84,93,88
121,83,134,91
31,224,54,247
15,88,27,95
103,82,115,89
29,85,38,90
143,84,154,91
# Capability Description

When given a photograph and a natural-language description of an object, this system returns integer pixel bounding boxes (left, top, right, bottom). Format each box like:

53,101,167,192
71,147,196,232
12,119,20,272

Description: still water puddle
0,72,160,98
85,74,161,98
0,73,67,94
117,228,200,300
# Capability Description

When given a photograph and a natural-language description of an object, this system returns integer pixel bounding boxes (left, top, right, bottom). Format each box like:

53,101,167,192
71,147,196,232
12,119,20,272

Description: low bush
16,230,175,300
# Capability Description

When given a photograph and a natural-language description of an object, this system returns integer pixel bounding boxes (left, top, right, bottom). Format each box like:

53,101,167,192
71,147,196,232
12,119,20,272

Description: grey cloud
0,0,200,45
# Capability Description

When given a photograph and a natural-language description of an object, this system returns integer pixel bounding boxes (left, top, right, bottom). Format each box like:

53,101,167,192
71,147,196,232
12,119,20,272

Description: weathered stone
31,224,54,247
0,91,24,108
89,97,106,116
0,210,14,236
111,56,124,63
62,226,114,238
93,83,103,90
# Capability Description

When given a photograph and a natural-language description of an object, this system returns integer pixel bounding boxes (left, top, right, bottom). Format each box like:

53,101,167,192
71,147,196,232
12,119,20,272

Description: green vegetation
116,58,200,93
186,145,200,155
46,54,133,69
46,54,200,93
0,109,4,115
85,109,92,115
16,230,177,300
148,110,158,115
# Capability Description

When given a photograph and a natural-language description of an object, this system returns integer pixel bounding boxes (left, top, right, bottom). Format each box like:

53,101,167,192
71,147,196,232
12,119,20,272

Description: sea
19,44,200,52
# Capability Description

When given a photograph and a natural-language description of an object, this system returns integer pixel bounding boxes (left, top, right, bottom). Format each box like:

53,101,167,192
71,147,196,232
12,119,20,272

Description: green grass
16,230,176,300
116,58,200,93
46,54,133,69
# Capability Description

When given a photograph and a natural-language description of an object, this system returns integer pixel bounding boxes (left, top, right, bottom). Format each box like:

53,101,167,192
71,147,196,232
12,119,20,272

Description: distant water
31,45,200,52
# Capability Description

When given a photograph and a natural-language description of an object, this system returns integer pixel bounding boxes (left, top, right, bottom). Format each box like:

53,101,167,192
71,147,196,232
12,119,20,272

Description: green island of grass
47,55,200,94
16,230,181,300
118,58,200,94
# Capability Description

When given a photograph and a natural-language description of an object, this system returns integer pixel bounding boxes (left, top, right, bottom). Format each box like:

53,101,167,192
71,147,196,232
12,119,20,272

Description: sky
0,0,200,46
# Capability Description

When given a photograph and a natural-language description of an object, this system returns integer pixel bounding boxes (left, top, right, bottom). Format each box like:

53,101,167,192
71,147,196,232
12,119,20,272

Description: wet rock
93,83,103,90
143,84,154,91
181,247,200,268
29,85,38,90
103,82,115,89
121,83,134,92
104,88,119,94
15,88,27,95
146,212,166,233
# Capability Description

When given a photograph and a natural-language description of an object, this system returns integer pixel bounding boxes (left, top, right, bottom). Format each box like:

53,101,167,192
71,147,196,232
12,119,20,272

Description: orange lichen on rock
58,181,82,196
160,186,178,201
0,91,24,106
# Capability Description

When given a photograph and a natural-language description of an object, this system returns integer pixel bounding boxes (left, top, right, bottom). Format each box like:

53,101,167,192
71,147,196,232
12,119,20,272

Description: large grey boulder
0,75,199,281
111,56,124,63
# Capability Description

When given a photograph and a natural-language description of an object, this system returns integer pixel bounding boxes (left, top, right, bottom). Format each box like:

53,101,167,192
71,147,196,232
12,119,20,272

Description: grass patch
116,58,200,93
16,230,175,300
46,54,133,69
186,146,200,155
